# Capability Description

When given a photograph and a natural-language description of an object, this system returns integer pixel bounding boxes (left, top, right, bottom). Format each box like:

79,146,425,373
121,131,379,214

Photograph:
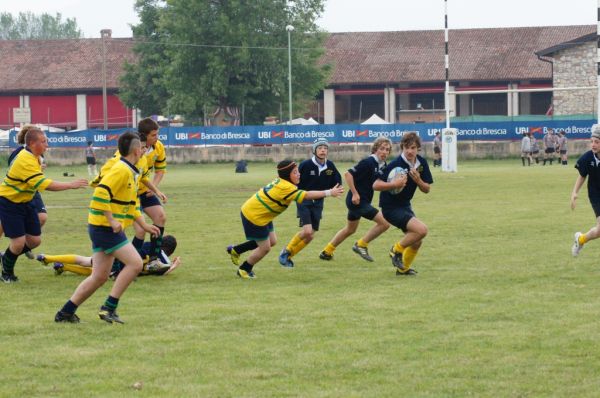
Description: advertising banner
9,119,596,148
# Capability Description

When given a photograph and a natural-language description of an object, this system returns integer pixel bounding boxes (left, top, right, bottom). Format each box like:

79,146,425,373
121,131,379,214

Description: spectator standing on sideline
433,131,441,167
557,130,568,165
521,132,532,166
530,132,540,164
85,141,97,177
543,129,557,165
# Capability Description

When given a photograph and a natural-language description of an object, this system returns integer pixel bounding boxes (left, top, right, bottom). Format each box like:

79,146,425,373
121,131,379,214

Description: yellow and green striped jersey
88,158,142,228
138,140,167,195
0,148,52,203
241,178,306,226
91,151,151,191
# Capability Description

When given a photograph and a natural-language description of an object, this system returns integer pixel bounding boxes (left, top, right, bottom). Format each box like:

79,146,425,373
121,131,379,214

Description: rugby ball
387,166,408,194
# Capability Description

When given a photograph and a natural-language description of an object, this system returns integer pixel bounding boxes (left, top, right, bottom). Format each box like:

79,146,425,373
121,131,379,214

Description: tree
120,0,330,125
0,12,82,39
119,0,170,116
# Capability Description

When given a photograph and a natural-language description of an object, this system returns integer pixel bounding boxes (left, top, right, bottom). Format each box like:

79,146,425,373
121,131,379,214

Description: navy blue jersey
297,157,342,203
575,150,600,200
8,146,24,165
378,154,433,208
346,155,385,205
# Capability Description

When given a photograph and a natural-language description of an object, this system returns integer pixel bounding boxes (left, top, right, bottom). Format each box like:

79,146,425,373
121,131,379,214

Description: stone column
384,87,396,123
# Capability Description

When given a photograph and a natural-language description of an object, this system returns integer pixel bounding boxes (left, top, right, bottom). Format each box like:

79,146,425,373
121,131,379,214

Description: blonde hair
371,137,392,154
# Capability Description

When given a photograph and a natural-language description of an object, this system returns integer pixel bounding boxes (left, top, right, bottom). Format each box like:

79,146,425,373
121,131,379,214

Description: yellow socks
286,233,302,253
403,246,419,269
579,234,587,245
356,238,368,248
62,263,92,276
323,242,336,256
393,243,406,254
43,254,78,264
290,239,308,257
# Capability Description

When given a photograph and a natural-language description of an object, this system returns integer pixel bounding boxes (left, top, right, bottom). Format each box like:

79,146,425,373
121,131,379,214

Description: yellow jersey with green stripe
138,140,167,195
91,151,151,190
241,178,306,226
88,158,142,228
0,148,52,203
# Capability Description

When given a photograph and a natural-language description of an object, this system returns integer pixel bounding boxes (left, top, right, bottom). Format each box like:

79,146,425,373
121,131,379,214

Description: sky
2,0,597,38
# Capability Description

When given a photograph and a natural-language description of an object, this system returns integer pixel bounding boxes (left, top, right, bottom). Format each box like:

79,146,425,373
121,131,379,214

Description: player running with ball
374,132,433,276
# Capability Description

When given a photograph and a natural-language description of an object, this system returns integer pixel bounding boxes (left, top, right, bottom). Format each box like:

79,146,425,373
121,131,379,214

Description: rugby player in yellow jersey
226,159,344,279
133,118,168,265
90,132,166,203
55,132,160,323
0,127,88,283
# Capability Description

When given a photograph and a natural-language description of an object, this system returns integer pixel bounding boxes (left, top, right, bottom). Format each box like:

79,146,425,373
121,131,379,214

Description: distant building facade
0,25,596,129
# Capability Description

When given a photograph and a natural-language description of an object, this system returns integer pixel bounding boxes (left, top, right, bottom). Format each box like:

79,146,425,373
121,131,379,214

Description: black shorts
434,146,441,154
31,191,47,214
532,150,540,155
0,197,41,238
591,199,600,218
86,156,96,165
347,201,379,221
382,205,415,233
88,224,129,254
560,150,567,155
240,212,273,241
139,191,162,210
297,201,323,231
545,148,555,154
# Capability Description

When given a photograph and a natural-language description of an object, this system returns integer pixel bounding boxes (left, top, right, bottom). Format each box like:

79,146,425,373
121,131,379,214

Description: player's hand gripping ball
387,166,408,195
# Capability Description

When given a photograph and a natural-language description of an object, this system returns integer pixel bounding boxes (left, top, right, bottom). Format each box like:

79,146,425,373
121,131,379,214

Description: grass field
2,158,600,397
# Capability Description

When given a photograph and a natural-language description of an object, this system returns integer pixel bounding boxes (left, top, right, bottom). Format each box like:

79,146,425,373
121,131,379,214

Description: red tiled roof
0,38,136,92
0,25,594,92
323,25,594,85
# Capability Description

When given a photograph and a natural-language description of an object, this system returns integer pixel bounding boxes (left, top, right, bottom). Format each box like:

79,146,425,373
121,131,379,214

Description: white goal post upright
442,0,457,172
597,0,600,122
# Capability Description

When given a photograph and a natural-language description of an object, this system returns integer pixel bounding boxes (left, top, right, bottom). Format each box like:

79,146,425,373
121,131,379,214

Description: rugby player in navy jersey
319,137,392,262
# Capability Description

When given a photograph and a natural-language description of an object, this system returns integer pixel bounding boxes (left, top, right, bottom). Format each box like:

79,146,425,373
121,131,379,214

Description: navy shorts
297,201,323,231
382,205,415,233
139,192,162,210
86,156,96,165
241,212,273,241
31,192,47,214
560,150,567,155
545,148,555,154
434,146,441,154
0,196,41,238
88,224,129,254
347,201,379,221
591,199,600,218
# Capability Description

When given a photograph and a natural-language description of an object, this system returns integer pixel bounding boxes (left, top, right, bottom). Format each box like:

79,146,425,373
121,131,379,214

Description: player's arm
304,184,344,200
345,171,360,204
134,215,160,237
408,168,430,194
571,174,586,210
142,178,167,203
373,175,407,192
103,210,122,233
152,170,165,187
46,179,89,191
164,256,181,275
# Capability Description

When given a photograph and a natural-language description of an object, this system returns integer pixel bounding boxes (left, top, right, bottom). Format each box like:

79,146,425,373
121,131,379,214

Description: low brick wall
24,140,591,166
